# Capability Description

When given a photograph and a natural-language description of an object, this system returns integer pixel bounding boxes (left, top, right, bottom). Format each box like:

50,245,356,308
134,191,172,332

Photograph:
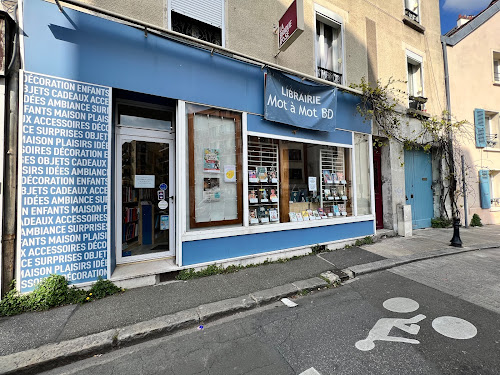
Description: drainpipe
441,39,458,218
1,7,18,296
442,38,463,247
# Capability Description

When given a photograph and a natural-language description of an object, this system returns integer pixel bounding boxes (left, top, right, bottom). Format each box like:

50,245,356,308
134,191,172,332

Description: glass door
117,129,175,263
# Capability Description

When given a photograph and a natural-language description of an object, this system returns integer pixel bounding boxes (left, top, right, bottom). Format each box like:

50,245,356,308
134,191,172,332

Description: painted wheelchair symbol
355,297,477,351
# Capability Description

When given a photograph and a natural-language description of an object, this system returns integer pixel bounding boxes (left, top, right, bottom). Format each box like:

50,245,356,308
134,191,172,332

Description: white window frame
406,50,424,101
404,0,421,23
484,111,499,149
493,51,500,84
166,0,226,48
489,170,500,208
314,4,345,85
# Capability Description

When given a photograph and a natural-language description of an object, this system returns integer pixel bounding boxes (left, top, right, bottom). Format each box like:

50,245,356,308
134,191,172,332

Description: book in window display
313,210,321,220
323,170,333,184
248,169,258,183
268,167,278,183
324,188,333,200
296,212,304,222
257,166,268,182
259,188,269,203
301,210,310,221
289,212,298,222
258,206,270,223
318,208,327,219
333,205,340,216
338,203,348,216
249,208,259,224
249,189,258,203
270,189,278,202
332,172,340,184
269,208,279,222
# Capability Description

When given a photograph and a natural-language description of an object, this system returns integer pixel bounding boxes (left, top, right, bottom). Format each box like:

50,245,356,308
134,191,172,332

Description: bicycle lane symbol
355,297,478,351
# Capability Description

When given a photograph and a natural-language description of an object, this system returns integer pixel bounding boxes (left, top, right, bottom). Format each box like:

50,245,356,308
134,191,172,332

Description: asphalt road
41,249,500,375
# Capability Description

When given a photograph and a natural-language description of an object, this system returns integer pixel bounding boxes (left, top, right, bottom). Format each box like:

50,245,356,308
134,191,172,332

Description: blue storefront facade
17,0,375,292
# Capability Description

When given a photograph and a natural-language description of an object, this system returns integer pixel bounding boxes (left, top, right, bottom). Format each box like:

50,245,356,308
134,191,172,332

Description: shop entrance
116,126,175,264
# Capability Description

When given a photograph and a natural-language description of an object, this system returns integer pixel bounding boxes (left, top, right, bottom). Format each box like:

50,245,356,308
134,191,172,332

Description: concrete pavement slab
318,246,386,268
0,304,77,356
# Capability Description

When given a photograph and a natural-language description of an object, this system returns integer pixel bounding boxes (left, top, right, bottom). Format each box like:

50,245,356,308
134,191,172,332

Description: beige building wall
227,0,446,118
446,11,500,224
74,0,446,118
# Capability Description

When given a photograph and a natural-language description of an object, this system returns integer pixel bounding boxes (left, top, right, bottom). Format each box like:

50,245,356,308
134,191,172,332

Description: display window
247,136,354,224
186,104,243,230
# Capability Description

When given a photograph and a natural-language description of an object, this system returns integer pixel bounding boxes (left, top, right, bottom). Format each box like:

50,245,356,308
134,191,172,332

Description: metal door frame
115,127,176,264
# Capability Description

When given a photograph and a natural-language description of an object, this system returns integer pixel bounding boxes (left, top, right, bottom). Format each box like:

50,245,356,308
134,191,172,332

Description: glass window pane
118,105,173,131
248,136,352,224
355,134,372,215
121,141,170,257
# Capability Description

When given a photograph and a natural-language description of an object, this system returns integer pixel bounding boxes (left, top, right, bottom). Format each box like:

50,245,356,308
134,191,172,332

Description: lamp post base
450,218,463,247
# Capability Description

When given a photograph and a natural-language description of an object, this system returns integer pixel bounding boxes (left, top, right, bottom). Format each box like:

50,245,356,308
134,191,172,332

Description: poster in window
203,148,220,173
203,178,221,201
224,165,236,182
160,215,169,230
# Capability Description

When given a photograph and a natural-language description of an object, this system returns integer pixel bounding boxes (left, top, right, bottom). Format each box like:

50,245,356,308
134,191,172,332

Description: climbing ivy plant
350,77,472,220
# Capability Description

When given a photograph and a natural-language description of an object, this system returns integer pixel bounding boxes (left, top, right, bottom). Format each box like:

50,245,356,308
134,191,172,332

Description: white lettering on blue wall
20,72,111,292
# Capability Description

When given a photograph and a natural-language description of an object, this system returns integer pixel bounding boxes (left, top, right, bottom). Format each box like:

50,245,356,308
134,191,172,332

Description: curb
346,244,499,277
0,277,328,375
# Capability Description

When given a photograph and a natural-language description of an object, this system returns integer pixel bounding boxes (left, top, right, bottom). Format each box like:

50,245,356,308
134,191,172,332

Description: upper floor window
405,0,420,23
169,0,224,46
315,7,343,85
485,112,499,148
406,52,426,110
493,52,500,84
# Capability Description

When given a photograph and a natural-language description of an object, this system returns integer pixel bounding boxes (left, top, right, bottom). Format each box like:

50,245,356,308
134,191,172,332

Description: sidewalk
1,225,499,374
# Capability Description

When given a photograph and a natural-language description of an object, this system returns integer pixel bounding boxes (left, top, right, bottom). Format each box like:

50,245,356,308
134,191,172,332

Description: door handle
411,194,414,199
169,196,174,201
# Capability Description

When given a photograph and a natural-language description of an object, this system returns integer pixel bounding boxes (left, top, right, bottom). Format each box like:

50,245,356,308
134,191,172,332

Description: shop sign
278,0,304,52
264,69,337,132
19,72,111,292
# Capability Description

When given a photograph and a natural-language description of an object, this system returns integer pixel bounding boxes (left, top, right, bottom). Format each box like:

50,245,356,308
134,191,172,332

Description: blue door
404,150,433,229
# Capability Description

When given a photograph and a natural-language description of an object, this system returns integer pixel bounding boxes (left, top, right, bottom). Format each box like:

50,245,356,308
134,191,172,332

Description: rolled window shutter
171,0,223,28
474,108,487,148
479,170,491,209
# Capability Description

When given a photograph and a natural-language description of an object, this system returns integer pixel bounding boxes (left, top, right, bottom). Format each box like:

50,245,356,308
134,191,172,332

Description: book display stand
248,138,280,224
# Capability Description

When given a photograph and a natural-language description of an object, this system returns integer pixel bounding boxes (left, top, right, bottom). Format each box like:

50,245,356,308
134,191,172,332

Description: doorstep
110,257,180,289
